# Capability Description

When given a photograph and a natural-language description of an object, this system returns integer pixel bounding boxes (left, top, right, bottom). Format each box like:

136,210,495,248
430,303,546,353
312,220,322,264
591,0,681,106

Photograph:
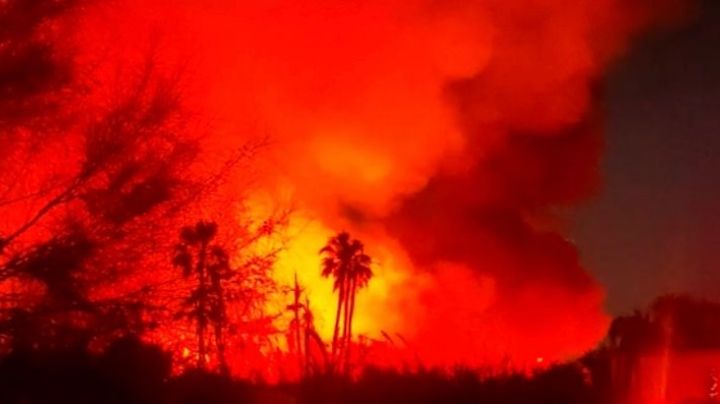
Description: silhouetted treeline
608,294,720,353
0,337,604,404
5,293,719,403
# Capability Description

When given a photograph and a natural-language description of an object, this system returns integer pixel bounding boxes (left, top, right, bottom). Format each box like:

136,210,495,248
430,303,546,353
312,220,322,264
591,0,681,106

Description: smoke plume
52,0,691,369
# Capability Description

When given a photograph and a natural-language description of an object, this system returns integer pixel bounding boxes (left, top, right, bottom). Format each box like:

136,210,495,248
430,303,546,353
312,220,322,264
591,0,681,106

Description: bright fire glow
0,0,688,380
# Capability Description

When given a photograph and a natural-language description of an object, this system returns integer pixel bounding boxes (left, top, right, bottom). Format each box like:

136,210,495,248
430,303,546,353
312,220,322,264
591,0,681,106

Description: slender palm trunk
196,242,208,369
330,280,345,370
338,275,354,374
342,276,355,367
345,278,357,374
212,272,228,375
342,278,351,338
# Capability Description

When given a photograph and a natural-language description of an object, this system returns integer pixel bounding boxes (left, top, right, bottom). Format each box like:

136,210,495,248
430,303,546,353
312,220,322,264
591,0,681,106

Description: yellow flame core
270,218,413,341
244,192,419,345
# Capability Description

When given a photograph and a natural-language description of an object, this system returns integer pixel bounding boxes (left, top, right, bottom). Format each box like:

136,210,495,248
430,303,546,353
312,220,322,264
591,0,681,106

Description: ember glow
0,0,691,380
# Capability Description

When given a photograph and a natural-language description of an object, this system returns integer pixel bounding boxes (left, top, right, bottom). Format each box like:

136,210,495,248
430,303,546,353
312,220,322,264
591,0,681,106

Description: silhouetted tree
651,294,720,351
0,0,281,380
0,27,206,351
606,294,720,355
320,231,372,374
173,220,232,373
607,310,658,353
286,273,306,374
603,294,720,401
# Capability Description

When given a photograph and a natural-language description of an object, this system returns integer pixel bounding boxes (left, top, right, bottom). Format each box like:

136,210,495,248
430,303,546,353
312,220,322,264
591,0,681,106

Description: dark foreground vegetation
0,334,612,404
5,293,720,403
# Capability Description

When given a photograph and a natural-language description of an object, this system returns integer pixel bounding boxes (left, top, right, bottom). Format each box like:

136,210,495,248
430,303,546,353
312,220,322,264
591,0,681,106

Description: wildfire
0,0,691,380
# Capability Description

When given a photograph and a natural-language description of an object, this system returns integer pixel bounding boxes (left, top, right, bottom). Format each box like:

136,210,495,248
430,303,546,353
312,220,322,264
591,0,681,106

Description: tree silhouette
173,220,232,374
286,273,305,375
320,231,372,374
0,0,278,367
0,45,203,354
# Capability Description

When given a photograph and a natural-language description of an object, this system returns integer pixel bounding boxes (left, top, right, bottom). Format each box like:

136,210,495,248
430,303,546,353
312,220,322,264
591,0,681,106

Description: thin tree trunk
214,280,228,375
330,280,345,371
293,275,303,377
214,323,228,375
345,278,357,375
341,277,352,371
197,242,208,369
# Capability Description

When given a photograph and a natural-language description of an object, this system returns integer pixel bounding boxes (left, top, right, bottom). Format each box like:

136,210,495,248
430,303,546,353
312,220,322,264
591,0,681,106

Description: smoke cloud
54,0,691,369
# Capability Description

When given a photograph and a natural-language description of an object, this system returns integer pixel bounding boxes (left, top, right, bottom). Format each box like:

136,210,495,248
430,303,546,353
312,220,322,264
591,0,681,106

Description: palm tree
320,231,372,373
173,220,231,372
